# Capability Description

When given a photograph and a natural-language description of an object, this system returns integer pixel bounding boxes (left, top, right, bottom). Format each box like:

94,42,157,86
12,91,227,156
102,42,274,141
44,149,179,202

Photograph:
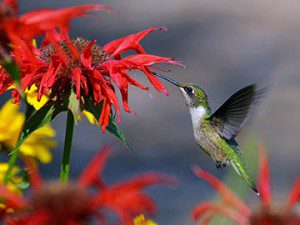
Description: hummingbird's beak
152,72,183,87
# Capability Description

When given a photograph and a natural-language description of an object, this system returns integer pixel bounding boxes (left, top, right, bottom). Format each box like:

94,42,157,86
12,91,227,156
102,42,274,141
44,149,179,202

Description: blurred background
3,0,300,224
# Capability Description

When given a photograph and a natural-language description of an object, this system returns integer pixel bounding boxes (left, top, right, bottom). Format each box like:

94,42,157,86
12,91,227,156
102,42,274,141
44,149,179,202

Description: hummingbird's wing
208,84,267,140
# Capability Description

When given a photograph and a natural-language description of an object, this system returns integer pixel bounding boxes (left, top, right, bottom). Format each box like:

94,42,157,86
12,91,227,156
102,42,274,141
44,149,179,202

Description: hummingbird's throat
189,105,206,128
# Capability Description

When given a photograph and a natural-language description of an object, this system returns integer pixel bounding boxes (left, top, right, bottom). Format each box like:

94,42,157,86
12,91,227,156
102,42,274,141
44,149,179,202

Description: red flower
3,25,182,131
0,0,18,48
0,68,12,95
191,143,300,225
0,0,105,47
0,1,105,101
0,146,176,225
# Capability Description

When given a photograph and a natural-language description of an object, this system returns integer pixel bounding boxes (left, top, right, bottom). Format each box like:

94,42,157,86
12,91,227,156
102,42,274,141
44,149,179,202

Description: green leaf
2,61,24,98
11,102,64,154
84,96,133,150
4,101,66,184
68,91,81,125
107,119,133,151
2,61,21,85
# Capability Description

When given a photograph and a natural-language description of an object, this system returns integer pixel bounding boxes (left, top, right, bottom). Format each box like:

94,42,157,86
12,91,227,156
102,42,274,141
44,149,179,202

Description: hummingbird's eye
185,86,193,93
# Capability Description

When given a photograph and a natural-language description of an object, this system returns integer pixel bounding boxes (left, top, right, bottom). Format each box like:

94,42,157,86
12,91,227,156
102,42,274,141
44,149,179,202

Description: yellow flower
134,215,157,225
0,163,23,193
78,110,97,124
25,85,49,110
0,100,56,163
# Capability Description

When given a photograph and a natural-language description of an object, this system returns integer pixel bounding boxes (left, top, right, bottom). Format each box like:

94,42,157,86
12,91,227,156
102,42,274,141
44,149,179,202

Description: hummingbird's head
178,83,208,108
153,73,208,109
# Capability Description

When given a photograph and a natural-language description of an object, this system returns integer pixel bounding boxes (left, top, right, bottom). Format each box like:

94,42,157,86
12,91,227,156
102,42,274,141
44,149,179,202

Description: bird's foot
216,161,227,170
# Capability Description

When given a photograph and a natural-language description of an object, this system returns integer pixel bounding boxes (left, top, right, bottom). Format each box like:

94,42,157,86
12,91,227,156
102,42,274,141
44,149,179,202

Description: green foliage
2,61,21,86
84,96,133,151
13,103,63,154
4,102,64,184
2,61,24,98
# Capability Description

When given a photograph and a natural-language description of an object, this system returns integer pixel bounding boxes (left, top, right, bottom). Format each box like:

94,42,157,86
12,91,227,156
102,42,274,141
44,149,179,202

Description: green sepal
84,96,133,151
107,119,133,151
68,91,81,125
15,180,30,190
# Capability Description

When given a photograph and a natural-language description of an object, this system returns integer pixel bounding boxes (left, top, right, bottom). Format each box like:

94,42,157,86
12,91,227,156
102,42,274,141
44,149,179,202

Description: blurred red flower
0,0,103,49
0,146,176,225
191,144,300,225
1,25,182,131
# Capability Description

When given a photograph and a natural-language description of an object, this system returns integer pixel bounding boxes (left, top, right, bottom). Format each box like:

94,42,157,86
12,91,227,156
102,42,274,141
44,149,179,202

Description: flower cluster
0,1,182,207
16,27,180,131
191,144,300,225
0,146,175,225
0,1,182,132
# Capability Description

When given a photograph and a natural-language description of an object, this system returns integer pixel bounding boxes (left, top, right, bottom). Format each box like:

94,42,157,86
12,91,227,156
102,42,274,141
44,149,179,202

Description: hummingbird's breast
194,122,227,162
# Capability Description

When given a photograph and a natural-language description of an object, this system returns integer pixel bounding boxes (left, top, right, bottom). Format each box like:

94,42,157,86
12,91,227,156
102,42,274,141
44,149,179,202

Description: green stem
3,147,20,184
60,110,75,183
3,103,32,184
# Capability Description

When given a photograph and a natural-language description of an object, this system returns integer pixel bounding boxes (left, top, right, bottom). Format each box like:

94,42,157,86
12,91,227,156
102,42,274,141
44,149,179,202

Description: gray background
4,1,300,224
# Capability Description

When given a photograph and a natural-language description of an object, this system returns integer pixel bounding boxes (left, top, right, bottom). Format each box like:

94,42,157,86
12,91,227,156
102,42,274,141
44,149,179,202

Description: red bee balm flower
0,0,105,47
1,26,182,131
0,1,107,103
0,146,176,225
191,144,300,225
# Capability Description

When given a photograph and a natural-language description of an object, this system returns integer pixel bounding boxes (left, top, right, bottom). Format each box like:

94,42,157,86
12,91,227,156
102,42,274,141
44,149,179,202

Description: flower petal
258,143,272,205
4,5,107,45
286,177,300,208
23,158,42,189
19,5,107,38
192,202,248,225
103,27,157,56
78,145,111,188
120,85,130,112
0,70,13,96
99,98,111,132
37,62,61,101
95,172,177,225
106,172,178,191
73,67,82,99
142,67,168,95
104,85,121,122
4,0,18,14
192,166,251,217
81,40,96,69
123,54,181,67
0,185,27,208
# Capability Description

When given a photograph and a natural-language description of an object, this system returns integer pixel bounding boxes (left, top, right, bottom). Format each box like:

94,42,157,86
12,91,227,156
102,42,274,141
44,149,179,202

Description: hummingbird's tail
230,154,259,195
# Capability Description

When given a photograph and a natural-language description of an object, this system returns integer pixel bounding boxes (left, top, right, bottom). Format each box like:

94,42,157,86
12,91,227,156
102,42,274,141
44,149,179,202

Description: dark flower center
30,181,95,223
40,37,108,73
0,2,15,21
250,205,300,225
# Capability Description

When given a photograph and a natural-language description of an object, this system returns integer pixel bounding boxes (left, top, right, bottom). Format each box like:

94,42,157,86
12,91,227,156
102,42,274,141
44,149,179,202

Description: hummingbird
154,73,267,194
